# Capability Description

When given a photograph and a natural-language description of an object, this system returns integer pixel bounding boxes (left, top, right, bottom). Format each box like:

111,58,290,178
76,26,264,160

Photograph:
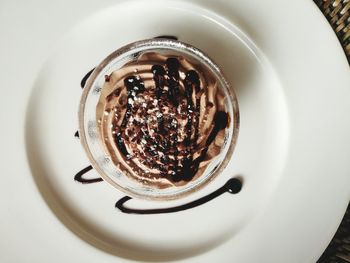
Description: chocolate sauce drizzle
154,35,178,40
80,68,95,89
74,165,103,184
115,178,242,214
74,67,103,184
112,57,229,183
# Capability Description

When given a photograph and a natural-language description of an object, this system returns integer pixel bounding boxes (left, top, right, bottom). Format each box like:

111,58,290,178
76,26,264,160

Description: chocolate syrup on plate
75,67,103,184
80,68,95,89
154,35,178,40
115,178,242,214
74,165,103,184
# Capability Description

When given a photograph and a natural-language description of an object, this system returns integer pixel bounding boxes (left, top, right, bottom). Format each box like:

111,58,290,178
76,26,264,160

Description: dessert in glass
79,39,239,200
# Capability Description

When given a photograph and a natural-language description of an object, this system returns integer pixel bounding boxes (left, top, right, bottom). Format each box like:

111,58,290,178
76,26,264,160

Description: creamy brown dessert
96,52,229,188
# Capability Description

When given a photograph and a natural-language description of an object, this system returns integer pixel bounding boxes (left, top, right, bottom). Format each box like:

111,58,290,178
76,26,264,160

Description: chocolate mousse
96,52,229,188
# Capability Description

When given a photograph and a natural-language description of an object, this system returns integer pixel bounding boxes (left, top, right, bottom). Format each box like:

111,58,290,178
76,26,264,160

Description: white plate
1,0,349,262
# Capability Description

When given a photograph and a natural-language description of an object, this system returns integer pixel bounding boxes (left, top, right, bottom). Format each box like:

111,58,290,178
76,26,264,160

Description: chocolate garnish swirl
97,52,229,188
74,165,103,184
115,177,242,214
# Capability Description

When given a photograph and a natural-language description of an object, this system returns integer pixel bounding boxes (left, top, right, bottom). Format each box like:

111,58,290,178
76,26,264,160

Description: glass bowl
79,39,239,200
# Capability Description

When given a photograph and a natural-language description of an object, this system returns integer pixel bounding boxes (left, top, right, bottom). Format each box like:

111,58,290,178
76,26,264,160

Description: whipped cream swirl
97,52,229,188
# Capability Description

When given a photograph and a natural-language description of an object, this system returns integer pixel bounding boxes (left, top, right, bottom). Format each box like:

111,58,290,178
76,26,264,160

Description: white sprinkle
104,111,109,116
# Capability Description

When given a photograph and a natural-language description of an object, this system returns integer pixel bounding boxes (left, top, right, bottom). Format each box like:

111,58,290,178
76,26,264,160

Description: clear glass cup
79,39,239,200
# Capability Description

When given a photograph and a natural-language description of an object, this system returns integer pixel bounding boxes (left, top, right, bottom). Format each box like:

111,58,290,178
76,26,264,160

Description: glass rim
79,38,240,201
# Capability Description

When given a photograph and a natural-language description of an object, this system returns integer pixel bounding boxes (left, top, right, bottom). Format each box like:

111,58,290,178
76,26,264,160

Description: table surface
314,1,350,262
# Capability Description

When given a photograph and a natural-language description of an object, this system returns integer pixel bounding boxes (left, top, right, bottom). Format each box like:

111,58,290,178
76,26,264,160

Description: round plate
1,0,350,262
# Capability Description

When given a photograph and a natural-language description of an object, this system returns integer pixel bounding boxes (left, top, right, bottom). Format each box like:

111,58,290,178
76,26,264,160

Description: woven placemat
314,1,350,262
